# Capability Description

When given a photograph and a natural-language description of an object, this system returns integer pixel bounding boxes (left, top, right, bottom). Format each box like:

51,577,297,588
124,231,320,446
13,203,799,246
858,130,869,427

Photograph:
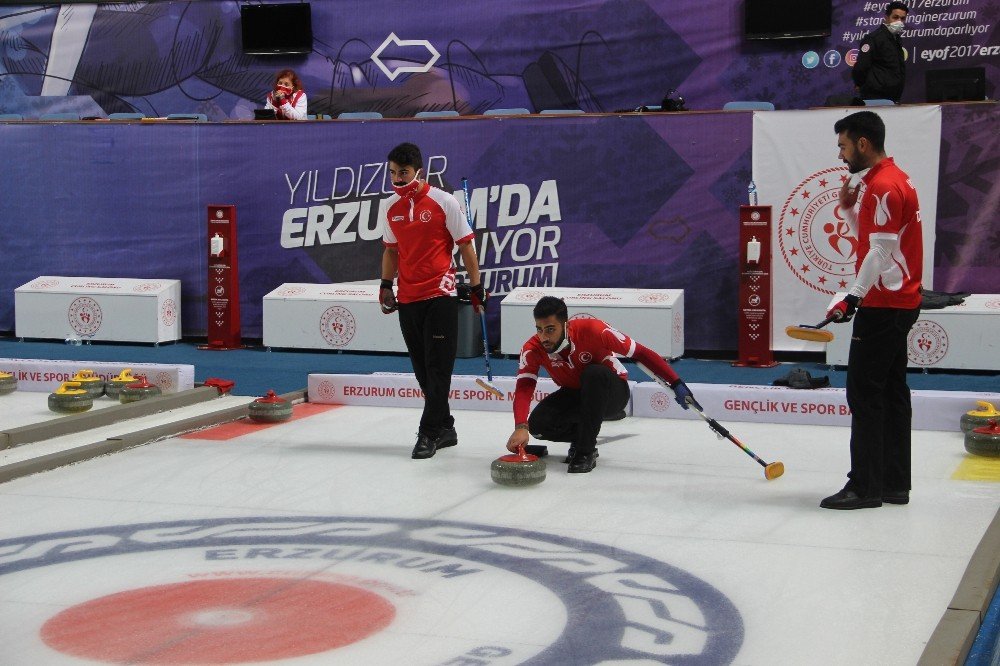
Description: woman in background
265,69,307,120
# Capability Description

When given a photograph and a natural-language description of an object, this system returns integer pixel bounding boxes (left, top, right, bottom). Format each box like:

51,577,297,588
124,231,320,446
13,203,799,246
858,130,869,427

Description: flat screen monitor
241,3,312,55
744,0,832,40
925,67,987,102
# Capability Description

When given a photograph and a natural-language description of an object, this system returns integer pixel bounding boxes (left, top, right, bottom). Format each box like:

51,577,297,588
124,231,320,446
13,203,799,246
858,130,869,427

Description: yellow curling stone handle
969,401,1000,418
55,381,87,395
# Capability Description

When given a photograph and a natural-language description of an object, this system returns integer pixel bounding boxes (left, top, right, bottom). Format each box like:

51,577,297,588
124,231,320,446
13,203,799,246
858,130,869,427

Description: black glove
379,279,397,314
827,294,861,323
470,283,488,312
671,380,702,411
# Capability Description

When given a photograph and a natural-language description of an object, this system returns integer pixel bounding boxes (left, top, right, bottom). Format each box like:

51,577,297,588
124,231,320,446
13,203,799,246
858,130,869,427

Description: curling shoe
882,490,909,505
820,488,882,510
435,426,458,450
411,432,435,459
603,409,627,422
411,427,458,459
567,450,598,474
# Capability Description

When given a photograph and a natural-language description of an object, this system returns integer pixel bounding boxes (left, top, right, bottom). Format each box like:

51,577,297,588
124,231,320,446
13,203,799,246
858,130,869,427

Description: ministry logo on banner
752,108,941,350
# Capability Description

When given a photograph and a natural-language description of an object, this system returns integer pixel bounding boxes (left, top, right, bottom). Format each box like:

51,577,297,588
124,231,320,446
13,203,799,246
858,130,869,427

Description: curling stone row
0,371,16,395
961,401,1000,433
47,374,162,413
965,420,1000,458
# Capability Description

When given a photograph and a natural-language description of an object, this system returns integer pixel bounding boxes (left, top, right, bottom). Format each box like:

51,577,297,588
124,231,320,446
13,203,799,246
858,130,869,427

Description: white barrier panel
308,373,634,415
825,294,1000,371
263,283,406,352
0,358,195,393
632,382,1000,432
500,287,684,358
14,276,181,344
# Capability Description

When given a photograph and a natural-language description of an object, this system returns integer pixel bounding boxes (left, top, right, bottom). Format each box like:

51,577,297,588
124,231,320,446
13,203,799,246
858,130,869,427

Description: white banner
309,373,997,433
308,373,636,415
0,358,194,393
752,107,940,351
631,382,998,433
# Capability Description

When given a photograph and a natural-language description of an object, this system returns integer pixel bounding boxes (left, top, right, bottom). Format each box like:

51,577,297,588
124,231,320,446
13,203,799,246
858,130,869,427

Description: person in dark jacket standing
852,1,908,103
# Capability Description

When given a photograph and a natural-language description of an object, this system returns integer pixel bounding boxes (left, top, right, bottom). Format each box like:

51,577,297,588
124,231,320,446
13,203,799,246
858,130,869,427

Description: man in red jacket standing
379,142,487,459
505,296,699,473
821,111,923,510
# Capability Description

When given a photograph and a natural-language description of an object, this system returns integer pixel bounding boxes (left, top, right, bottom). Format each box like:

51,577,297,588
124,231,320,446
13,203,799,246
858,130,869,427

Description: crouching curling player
505,296,700,473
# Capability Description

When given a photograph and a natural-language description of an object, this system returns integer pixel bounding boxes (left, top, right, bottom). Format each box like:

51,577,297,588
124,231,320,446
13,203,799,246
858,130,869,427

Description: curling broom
637,363,784,480
461,176,503,399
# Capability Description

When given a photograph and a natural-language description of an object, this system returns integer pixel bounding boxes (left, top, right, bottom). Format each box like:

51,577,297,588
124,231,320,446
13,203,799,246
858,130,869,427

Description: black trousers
845,306,920,498
528,365,630,455
397,296,458,437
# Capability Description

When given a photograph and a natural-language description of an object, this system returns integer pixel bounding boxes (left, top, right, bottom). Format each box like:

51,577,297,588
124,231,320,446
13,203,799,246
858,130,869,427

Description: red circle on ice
40,577,395,663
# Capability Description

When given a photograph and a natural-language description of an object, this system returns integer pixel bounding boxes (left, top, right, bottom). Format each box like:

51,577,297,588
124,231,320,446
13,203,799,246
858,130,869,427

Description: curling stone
248,390,293,423
965,420,1000,458
119,375,162,404
104,369,137,399
48,381,93,413
491,444,546,487
70,369,105,398
960,401,1000,433
0,371,16,395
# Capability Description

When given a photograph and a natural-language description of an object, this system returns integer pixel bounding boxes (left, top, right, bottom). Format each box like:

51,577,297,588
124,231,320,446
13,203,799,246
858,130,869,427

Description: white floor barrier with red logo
500,286,684,358
308,373,998,433
631,382,1000,432
825,293,1000,371
263,283,407,352
0,358,194,393
308,373,636,415
14,276,181,344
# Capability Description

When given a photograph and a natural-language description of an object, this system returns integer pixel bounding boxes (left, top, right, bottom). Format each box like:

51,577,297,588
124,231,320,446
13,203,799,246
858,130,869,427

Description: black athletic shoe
603,410,627,422
563,447,599,463
567,450,598,473
435,426,458,450
411,433,436,459
820,488,882,510
882,490,909,505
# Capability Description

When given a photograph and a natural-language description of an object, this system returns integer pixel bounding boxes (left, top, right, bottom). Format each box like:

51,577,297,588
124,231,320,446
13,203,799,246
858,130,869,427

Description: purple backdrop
0,1,995,118
0,105,995,350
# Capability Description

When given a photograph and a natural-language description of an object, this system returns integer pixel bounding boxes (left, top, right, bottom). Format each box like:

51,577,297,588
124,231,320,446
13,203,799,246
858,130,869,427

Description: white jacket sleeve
280,92,308,121
849,232,899,299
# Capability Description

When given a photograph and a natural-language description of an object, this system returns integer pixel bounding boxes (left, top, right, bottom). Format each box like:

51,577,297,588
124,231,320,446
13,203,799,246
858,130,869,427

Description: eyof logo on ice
0,517,743,664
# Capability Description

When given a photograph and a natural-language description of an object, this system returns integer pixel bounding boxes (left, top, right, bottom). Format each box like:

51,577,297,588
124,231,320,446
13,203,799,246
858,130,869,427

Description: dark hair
833,111,886,152
533,296,568,322
387,142,423,170
885,1,908,16
273,69,302,92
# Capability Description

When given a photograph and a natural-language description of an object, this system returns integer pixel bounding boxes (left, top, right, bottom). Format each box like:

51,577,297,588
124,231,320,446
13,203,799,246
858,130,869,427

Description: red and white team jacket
844,157,923,309
265,90,307,120
382,182,475,304
513,318,681,424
